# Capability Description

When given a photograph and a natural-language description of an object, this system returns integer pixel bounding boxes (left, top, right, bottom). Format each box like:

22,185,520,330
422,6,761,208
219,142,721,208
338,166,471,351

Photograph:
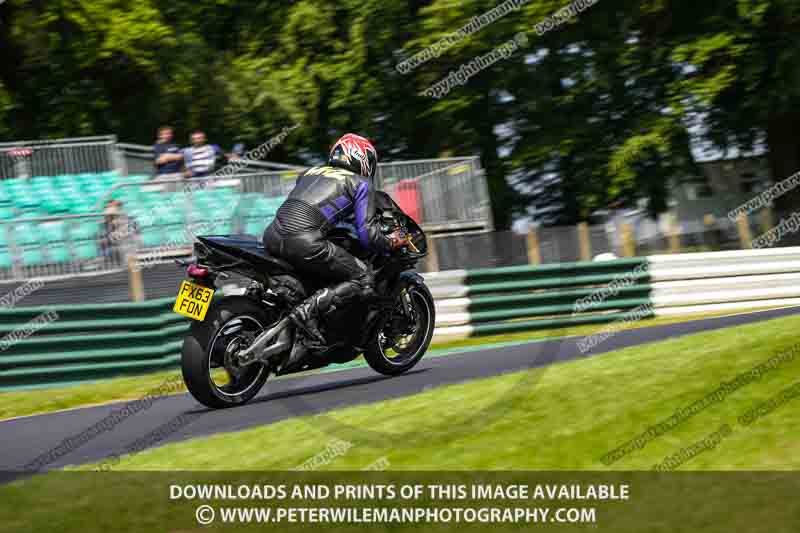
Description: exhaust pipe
237,317,291,364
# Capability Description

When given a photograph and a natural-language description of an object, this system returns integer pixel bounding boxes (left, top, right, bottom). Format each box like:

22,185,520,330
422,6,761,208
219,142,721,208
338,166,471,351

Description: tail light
187,264,210,279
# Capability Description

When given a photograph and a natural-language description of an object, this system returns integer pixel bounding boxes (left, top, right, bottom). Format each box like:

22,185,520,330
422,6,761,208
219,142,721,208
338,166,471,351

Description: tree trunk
476,88,514,230
767,111,800,216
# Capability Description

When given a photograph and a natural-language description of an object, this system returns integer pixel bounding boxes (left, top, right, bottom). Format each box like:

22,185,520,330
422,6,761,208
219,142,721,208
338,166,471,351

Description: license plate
173,280,215,321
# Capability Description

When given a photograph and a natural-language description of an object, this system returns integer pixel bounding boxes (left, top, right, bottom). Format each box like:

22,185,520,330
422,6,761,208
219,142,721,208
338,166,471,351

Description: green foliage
2,0,800,224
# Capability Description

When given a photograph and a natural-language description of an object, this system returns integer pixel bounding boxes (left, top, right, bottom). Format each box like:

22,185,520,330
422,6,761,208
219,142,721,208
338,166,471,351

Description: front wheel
364,280,435,376
181,296,276,409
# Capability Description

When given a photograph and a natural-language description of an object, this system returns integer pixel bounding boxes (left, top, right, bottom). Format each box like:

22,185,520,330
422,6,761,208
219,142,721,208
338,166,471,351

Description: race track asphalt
1,306,798,480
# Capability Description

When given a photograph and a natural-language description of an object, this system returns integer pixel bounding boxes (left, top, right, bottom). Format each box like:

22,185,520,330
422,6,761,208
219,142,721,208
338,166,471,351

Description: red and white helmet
328,133,378,181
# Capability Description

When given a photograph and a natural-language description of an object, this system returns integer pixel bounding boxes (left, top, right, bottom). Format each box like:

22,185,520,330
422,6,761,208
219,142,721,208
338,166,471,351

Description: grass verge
71,312,800,471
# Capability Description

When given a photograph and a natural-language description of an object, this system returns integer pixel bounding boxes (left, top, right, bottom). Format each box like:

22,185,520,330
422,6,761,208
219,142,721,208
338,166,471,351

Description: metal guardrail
0,297,187,390
0,135,123,180
119,143,493,233
118,142,304,176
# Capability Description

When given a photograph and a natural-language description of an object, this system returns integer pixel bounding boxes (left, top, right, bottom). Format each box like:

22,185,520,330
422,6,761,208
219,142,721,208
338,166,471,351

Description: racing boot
289,289,328,350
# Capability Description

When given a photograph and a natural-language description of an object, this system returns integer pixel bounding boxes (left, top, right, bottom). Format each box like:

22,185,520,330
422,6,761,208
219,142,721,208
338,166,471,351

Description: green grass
0,308,759,421
73,312,800,471
4,313,800,533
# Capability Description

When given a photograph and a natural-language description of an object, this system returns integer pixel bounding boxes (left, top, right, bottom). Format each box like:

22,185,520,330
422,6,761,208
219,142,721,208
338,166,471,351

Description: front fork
360,278,417,349
399,287,414,319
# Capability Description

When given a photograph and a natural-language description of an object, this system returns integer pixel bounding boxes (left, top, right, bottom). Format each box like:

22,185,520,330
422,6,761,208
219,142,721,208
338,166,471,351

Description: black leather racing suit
262,165,392,323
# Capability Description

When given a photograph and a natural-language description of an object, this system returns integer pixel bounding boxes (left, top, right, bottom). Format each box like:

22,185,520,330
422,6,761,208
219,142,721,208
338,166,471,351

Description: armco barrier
429,247,800,340
648,247,800,315
427,258,652,340
3,248,800,390
0,298,188,390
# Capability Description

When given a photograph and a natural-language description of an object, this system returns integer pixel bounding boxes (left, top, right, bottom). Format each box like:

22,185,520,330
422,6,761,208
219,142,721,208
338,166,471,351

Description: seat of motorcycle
198,235,295,274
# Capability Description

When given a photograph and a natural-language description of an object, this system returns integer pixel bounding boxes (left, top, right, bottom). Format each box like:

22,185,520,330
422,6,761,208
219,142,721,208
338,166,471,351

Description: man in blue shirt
153,126,184,176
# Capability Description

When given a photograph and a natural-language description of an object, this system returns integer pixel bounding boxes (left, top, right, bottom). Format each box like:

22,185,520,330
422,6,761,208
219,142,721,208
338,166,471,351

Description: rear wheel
181,296,277,408
364,281,435,376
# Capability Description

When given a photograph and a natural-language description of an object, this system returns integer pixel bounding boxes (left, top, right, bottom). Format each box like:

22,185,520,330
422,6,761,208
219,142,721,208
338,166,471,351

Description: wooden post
703,214,718,249
527,227,541,265
128,253,145,302
667,214,681,253
621,223,636,257
759,207,774,234
424,235,439,273
577,222,591,261
736,213,752,249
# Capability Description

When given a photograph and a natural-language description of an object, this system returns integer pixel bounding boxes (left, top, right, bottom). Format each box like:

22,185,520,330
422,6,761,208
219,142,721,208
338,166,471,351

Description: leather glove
387,230,407,250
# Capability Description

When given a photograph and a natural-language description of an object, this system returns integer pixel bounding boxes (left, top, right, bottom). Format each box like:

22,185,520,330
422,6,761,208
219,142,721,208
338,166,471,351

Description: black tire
181,296,277,409
364,280,435,376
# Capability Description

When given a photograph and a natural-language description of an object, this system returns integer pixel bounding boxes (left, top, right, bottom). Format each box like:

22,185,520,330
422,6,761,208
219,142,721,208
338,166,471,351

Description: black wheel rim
207,315,266,398
378,289,431,366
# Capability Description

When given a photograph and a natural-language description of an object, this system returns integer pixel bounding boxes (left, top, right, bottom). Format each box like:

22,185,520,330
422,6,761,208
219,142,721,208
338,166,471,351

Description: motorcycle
174,191,435,409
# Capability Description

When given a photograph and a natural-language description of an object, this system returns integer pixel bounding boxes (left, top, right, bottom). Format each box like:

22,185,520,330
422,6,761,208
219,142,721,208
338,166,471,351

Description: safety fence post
577,222,591,261
736,213,752,249
621,223,636,257
526,227,541,265
667,214,681,253
759,207,774,235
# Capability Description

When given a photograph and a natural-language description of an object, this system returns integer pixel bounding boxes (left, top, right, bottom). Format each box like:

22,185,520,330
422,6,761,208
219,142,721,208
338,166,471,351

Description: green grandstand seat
209,220,233,234
0,247,11,269
70,221,102,241
30,177,53,191
245,219,267,235
21,246,44,265
159,208,184,225
165,224,190,243
99,173,116,188
0,206,14,220
54,174,78,187
13,195,41,209
41,198,71,214
112,187,140,204
80,181,105,194
40,221,67,242
9,222,40,245
5,178,27,190
47,242,71,263
141,226,165,247
66,197,96,213
73,240,98,260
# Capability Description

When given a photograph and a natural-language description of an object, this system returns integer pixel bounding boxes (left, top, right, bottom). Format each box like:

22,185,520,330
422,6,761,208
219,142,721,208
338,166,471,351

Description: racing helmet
327,133,378,182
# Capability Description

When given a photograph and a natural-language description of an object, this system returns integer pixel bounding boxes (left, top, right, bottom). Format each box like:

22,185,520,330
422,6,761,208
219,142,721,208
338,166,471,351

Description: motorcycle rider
262,133,404,366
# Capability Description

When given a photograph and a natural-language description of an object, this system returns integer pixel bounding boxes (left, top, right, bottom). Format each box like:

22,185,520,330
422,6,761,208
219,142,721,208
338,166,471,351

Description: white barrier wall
650,247,800,316
424,247,800,341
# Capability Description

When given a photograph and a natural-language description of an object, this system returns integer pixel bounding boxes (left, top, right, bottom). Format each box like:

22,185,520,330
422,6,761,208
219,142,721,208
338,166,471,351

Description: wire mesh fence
119,144,493,233
426,231,528,272
0,213,128,282
0,136,122,180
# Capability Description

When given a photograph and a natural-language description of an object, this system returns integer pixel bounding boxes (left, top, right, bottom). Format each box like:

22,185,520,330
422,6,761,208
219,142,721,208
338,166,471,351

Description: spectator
183,130,225,178
153,126,184,177
229,143,245,161
101,199,129,263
